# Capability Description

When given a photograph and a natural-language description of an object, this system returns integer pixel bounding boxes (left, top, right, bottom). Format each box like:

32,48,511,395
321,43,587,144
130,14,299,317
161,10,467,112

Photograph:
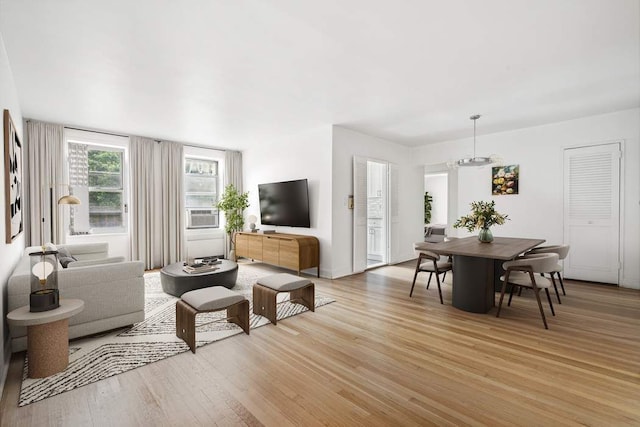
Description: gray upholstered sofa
7,242,145,352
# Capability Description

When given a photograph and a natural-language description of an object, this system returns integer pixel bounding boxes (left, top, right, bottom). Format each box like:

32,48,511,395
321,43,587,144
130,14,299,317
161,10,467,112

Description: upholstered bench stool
176,286,249,353
253,273,315,325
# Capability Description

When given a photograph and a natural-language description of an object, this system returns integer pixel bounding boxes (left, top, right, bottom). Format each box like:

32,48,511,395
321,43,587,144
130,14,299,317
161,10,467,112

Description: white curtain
130,136,184,269
160,141,185,266
223,150,243,259
25,120,65,245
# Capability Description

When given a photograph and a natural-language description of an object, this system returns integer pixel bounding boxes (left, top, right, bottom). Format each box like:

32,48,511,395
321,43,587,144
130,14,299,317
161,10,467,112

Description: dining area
411,200,570,329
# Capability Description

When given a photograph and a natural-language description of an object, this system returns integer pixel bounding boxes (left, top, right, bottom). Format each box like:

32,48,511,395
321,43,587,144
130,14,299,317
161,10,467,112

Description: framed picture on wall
4,109,23,243
491,164,519,196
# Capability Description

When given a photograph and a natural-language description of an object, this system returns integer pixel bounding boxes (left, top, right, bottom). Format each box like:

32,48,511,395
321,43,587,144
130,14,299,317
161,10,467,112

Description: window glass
68,142,127,234
185,157,219,229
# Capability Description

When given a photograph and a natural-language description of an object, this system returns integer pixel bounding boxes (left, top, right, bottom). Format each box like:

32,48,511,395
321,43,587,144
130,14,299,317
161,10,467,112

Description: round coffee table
160,259,239,297
7,299,84,378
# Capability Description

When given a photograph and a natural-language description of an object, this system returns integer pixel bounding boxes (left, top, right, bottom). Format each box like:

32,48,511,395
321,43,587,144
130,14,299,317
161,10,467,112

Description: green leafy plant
216,184,249,250
424,192,433,224
453,200,509,232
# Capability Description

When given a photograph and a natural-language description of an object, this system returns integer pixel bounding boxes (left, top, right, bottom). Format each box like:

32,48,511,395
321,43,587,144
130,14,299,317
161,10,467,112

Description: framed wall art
4,109,23,243
491,164,519,196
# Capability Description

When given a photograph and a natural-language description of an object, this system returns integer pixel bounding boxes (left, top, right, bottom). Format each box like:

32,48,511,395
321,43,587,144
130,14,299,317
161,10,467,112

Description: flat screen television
258,179,310,228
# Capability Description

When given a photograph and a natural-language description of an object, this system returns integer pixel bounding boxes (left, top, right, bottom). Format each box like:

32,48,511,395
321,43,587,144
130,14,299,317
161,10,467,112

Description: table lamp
247,215,258,232
29,246,60,312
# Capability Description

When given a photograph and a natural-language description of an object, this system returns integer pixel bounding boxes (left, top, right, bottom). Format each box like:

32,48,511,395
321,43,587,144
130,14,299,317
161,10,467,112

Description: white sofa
7,242,145,352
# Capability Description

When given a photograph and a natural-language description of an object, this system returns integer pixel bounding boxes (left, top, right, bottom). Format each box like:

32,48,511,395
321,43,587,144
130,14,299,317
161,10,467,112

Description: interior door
563,143,621,284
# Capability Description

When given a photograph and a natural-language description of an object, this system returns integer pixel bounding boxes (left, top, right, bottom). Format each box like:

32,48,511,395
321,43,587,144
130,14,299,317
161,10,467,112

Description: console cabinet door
279,238,299,270
263,236,280,264
236,233,249,257
247,235,263,260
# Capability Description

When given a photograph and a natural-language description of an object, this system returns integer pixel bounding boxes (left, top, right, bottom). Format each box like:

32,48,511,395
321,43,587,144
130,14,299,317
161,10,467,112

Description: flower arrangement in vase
453,200,509,243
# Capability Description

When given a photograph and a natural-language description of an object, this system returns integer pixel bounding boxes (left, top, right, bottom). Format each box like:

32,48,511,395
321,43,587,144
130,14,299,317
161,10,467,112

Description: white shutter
388,163,401,263
353,157,368,273
563,143,620,284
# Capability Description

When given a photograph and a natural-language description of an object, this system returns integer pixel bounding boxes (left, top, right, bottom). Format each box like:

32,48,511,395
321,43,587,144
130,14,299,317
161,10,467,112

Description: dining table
427,236,545,313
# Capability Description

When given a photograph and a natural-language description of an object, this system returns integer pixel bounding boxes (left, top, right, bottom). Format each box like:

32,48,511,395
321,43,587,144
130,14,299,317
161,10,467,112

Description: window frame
65,129,130,236
182,145,225,232
184,156,220,230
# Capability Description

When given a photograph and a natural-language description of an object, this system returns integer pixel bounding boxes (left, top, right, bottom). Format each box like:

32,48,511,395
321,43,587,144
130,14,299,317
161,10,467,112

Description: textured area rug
19,269,334,406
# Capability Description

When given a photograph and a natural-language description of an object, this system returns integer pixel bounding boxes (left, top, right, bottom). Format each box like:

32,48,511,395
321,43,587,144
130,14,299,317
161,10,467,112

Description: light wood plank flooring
2,260,639,426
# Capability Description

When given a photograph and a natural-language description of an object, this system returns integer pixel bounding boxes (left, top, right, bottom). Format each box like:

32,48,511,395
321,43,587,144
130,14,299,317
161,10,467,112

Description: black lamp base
30,289,60,312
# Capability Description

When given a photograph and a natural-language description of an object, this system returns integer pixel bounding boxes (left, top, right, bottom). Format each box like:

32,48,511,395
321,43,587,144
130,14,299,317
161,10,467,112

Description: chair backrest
529,244,570,260
414,242,436,256
503,253,559,273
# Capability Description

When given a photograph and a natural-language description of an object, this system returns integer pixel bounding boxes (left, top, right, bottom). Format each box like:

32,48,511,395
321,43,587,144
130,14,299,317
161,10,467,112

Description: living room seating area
7,242,145,352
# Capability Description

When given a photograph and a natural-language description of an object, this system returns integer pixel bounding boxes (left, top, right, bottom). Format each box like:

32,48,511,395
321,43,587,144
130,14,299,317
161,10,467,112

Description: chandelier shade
457,114,495,167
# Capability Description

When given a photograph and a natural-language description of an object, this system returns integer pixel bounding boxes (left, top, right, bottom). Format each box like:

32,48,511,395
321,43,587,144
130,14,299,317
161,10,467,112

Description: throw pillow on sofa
56,246,77,268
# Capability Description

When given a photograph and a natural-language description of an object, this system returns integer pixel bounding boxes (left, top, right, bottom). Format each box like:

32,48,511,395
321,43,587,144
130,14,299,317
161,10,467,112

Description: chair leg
544,288,555,316
227,300,250,335
558,273,567,296
442,271,447,283
533,287,549,329
550,274,562,304
435,273,444,304
496,279,508,318
507,283,517,306
410,264,420,297
176,300,197,353
426,272,433,290
517,286,523,297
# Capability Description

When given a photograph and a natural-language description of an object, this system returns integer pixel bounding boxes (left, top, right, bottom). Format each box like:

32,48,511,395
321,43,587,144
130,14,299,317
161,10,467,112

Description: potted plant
453,200,509,243
424,192,433,224
216,184,249,260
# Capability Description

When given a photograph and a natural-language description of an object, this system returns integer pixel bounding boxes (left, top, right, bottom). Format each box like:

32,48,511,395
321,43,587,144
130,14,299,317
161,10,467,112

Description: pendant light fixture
457,114,494,167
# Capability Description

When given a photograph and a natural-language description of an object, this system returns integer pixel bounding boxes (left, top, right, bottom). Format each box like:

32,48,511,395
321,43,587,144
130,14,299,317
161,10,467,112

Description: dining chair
410,243,452,304
526,244,570,296
496,253,559,329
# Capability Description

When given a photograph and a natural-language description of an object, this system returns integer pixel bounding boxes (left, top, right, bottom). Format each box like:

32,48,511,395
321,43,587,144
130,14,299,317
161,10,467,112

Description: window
185,157,219,229
68,142,127,234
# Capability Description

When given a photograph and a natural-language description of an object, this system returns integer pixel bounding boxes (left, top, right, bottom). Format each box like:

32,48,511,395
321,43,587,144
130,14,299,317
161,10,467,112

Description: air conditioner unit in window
187,208,218,229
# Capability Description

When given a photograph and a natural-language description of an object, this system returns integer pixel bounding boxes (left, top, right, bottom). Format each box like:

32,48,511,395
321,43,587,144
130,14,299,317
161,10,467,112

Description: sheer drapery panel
223,150,243,259
130,137,184,269
25,120,65,245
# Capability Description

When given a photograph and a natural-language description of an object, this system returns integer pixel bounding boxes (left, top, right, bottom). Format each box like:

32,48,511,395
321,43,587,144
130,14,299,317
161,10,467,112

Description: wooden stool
253,273,315,325
176,287,249,353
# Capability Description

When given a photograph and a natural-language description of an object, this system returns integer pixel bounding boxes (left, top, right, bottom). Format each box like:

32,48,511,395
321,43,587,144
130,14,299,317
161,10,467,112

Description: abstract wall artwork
4,109,23,243
491,164,519,196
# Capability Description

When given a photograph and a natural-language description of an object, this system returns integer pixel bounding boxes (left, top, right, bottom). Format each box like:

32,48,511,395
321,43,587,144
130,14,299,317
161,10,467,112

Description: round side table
7,299,84,378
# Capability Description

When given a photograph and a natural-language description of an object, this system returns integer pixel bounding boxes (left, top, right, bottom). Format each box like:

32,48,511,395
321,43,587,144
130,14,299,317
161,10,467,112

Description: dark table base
451,255,504,313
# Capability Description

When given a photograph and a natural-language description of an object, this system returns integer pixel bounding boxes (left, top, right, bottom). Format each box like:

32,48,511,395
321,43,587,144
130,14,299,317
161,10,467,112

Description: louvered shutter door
563,143,620,284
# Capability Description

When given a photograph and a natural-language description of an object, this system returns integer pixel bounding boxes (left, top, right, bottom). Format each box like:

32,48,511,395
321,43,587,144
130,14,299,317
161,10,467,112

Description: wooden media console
235,232,320,277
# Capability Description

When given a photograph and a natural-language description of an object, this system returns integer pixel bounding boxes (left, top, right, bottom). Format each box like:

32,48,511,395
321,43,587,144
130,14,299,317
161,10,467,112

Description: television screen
258,179,310,228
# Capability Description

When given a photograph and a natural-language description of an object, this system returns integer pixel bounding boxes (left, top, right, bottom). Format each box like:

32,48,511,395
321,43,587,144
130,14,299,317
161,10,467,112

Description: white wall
332,126,423,278
242,126,333,277
0,27,24,394
413,108,640,289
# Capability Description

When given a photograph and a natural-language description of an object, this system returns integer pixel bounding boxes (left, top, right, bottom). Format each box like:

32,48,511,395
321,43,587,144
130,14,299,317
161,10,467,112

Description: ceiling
1,0,638,150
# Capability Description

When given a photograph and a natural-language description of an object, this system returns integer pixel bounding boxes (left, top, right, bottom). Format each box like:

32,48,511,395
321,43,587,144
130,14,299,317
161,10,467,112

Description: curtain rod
63,125,230,151
26,119,233,152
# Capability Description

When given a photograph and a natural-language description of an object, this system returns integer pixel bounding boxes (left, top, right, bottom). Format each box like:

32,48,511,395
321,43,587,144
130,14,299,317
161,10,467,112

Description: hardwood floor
2,260,639,426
